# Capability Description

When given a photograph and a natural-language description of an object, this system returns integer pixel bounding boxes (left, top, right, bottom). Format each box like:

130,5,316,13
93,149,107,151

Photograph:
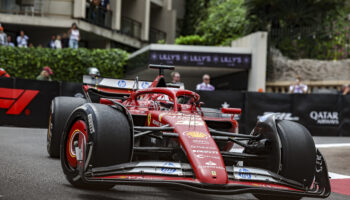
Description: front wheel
253,120,316,200
60,103,132,189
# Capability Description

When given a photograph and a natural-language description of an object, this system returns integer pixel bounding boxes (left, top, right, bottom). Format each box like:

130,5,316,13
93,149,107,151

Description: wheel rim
47,111,53,147
66,120,88,169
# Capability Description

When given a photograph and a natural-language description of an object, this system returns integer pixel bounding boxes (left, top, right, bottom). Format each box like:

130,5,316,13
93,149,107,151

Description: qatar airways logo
309,111,339,125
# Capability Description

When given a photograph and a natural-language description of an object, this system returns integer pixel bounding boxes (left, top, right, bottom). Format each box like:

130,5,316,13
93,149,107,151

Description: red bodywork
80,74,330,197
84,75,238,185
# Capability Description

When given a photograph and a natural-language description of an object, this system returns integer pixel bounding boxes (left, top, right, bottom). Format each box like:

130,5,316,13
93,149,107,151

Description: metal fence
121,17,142,39
268,25,350,60
150,27,166,43
0,0,43,16
85,2,112,29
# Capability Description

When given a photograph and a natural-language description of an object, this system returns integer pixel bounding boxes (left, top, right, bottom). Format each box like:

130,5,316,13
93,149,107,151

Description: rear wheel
60,103,132,189
47,97,87,158
253,120,316,200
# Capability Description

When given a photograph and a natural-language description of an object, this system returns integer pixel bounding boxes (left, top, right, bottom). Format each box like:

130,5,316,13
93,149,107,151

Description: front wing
81,150,330,198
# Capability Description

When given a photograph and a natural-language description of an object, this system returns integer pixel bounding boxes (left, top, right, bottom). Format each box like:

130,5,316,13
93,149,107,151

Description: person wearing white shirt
69,23,80,49
289,76,308,94
55,35,62,49
17,30,29,48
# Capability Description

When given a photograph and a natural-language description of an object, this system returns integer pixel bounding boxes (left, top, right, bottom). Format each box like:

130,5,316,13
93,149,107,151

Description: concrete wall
121,0,149,41
231,32,268,92
150,2,176,43
42,0,73,18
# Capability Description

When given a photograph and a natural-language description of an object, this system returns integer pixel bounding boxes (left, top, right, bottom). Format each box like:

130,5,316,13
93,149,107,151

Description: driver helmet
88,67,100,77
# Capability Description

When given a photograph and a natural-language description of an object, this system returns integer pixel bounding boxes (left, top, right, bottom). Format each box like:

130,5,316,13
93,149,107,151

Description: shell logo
184,131,207,138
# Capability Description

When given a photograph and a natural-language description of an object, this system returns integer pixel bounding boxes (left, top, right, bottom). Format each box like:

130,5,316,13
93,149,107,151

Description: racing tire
254,120,316,200
47,97,87,158
60,103,132,190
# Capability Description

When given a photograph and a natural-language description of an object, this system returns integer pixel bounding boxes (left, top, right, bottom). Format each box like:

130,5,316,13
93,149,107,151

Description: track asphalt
0,126,349,200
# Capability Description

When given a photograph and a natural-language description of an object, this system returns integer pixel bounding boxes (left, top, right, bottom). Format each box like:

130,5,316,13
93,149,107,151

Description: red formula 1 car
47,65,330,199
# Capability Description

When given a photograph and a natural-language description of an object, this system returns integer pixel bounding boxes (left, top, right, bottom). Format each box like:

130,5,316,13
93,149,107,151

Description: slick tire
60,103,132,189
47,97,87,158
254,120,316,200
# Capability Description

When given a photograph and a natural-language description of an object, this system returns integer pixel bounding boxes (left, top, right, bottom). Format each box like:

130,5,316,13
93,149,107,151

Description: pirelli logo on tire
0,87,39,115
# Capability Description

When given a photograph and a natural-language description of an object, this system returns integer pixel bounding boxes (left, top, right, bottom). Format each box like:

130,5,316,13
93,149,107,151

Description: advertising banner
0,78,59,128
292,94,341,136
244,92,293,133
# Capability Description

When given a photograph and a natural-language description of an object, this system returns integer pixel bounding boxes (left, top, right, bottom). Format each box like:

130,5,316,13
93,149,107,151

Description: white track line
316,143,350,148
329,172,350,179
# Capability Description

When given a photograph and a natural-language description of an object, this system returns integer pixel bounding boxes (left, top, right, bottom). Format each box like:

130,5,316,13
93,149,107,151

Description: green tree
177,0,247,46
244,0,345,32
180,0,210,36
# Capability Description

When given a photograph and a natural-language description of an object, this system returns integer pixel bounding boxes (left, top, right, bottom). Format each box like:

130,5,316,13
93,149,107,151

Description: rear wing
83,75,152,90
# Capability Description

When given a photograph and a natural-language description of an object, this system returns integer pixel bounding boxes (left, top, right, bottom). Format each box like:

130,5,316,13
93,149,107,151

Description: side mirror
221,107,241,115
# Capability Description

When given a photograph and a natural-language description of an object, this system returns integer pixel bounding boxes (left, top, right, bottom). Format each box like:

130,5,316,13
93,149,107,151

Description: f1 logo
0,88,39,115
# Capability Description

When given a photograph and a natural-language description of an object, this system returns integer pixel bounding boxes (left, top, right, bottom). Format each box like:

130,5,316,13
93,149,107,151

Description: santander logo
0,88,39,115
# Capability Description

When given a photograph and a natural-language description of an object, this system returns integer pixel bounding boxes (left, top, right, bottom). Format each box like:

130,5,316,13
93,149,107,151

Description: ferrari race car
47,65,330,199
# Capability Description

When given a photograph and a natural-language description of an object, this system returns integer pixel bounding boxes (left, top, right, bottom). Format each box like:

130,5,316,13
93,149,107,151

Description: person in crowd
100,0,110,10
36,66,53,81
171,71,181,84
17,30,29,48
47,35,56,49
0,26,8,46
170,71,185,89
0,68,10,78
55,35,62,49
68,23,80,49
196,74,215,91
7,36,14,47
341,84,350,95
289,76,308,94
37,44,43,48
28,43,34,48
61,33,69,48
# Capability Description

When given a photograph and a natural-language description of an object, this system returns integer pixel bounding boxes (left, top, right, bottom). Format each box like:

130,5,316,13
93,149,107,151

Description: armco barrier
0,77,348,136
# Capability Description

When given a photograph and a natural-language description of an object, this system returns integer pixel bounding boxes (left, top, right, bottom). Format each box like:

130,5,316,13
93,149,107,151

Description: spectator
61,33,69,48
289,76,308,94
171,71,181,84
36,66,53,81
17,30,29,48
69,23,80,49
7,36,14,47
100,0,110,10
0,26,8,46
47,35,56,49
341,84,350,95
196,74,215,91
170,71,185,89
55,35,62,49
28,43,34,48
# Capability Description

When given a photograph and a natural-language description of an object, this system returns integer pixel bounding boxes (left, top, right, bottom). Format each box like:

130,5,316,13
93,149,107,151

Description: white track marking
329,172,350,179
316,143,350,148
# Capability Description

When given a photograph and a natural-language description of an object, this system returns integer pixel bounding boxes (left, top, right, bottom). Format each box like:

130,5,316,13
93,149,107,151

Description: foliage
244,0,345,33
270,9,350,60
175,35,206,45
180,0,210,36
0,47,128,82
196,0,248,45
177,0,247,46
